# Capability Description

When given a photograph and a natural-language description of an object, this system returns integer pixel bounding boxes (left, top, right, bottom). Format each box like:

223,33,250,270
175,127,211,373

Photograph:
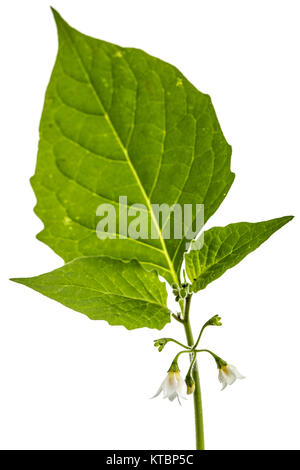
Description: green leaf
31,8,234,285
11,257,170,330
185,216,293,292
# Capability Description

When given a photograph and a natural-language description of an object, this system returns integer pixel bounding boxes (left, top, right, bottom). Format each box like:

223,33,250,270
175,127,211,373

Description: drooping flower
153,368,186,404
218,364,245,391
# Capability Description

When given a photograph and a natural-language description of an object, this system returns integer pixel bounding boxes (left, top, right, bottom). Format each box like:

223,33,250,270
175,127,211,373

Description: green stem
193,323,206,350
173,348,222,363
187,351,197,377
163,338,191,350
183,294,205,450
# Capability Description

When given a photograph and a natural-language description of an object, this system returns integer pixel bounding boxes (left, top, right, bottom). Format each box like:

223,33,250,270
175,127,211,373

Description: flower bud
185,374,195,395
206,314,222,327
153,338,170,352
179,288,187,298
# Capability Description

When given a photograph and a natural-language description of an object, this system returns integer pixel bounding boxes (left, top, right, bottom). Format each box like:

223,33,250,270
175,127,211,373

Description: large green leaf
11,257,170,330
31,8,234,285
185,216,293,292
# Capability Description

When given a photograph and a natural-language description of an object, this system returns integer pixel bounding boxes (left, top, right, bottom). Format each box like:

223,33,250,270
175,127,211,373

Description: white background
1,0,299,450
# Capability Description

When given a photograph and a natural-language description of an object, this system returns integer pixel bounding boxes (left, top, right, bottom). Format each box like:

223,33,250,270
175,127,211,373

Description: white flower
218,364,245,391
152,371,186,404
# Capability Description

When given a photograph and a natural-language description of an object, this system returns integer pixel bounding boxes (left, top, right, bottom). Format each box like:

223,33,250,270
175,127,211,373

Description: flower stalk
153,288,244,449
182,293,205,450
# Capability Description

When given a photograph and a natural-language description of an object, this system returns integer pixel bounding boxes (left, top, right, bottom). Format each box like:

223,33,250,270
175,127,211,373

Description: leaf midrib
61,24,179,284
22,281,166,307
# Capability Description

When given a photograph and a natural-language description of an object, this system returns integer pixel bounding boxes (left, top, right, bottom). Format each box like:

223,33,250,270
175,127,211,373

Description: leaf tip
50,7,69,34
50,6,60,21
279,215,294,227
9,277,26,285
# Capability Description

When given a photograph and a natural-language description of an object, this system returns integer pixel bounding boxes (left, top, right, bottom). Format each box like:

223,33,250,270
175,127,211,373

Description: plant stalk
183,294,205,450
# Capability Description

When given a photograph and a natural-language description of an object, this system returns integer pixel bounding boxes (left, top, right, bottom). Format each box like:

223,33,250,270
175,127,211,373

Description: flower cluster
152,313,245,404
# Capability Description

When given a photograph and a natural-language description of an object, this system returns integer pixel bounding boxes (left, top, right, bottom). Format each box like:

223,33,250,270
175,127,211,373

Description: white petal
161,377,170,397
225,368,237,385
167,392,177,402
218,369,226,384
221,381,227,391
218,369,228,390
228,365,245,380
153,373,187,404
151,382,163,399
165,373,177,397
176,375,186,395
